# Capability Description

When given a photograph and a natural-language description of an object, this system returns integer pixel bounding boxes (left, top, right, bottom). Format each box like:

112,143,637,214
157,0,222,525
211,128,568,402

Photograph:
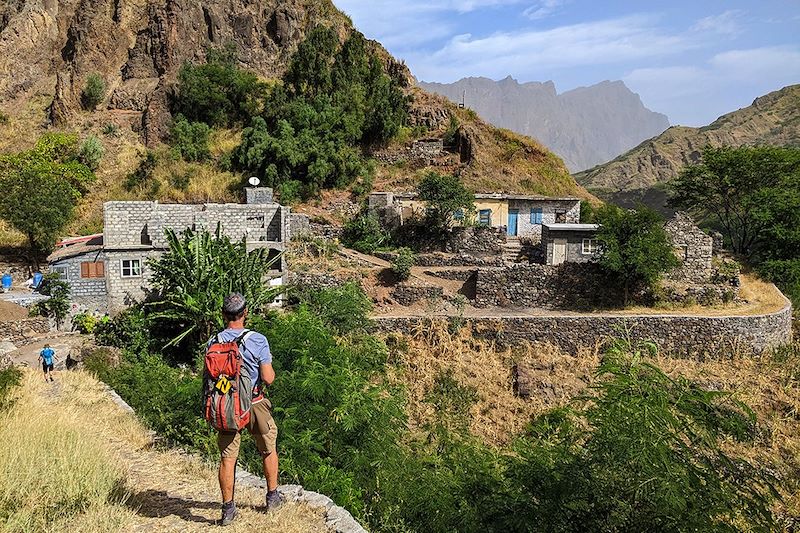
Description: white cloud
691,9,744,36
523,0,567,20
624,46,800,125
407,15,695,82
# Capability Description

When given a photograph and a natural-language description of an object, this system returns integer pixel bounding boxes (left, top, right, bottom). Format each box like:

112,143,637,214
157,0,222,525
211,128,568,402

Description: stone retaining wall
375,300,792,357
0,318,50,345
424,269,478,281
393,284,444,305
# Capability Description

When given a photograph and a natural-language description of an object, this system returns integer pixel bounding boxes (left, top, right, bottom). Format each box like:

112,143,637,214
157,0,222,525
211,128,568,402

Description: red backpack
202,330,256,431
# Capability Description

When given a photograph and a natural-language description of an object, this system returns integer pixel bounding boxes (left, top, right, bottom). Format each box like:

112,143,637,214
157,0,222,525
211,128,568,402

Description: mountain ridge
574,84,800,212
419,76,669,172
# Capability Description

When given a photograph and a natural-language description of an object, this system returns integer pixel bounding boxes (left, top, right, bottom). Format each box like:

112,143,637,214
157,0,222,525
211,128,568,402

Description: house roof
375,192,581,202
47,234,104,263
543,223,600,232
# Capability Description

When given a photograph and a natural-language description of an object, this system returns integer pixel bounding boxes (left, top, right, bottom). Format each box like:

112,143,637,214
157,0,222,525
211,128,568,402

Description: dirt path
35,370,330,532
8,331,85,369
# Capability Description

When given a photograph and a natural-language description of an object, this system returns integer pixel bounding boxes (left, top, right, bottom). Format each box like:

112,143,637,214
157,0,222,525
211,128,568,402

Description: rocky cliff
574,84,800,212
420,77,669,172
0,0,352,144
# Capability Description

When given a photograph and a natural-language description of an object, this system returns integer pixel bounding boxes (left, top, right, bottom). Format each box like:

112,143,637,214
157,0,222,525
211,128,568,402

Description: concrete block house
541,223,600,265
369,192,580,240
47,188,291,314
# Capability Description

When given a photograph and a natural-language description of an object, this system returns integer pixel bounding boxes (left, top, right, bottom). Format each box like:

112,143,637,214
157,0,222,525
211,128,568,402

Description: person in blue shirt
39,344,55,382
213,293,282,526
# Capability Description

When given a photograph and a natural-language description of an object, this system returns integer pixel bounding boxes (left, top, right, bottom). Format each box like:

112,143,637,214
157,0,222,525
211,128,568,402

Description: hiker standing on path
39,344,55,382
207,293,282,526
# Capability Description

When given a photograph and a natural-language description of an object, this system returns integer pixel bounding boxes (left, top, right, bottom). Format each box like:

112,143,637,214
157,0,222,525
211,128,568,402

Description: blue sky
333,0,800,126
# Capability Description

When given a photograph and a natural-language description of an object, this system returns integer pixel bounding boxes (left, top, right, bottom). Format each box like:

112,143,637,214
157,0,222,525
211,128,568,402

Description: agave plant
148,225,281,347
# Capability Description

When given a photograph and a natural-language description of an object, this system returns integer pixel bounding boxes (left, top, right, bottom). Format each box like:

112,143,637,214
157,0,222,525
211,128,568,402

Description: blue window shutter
531,208,543,224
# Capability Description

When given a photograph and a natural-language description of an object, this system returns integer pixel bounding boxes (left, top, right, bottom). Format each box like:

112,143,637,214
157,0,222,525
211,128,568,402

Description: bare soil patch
0,300,29,321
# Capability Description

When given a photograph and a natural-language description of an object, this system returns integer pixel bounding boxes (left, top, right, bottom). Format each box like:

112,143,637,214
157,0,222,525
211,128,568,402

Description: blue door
507,210,519,236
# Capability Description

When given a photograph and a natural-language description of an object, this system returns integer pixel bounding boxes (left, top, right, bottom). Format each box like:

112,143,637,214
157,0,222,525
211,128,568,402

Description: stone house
47,188,292,314
368,191,581,240
664,212,714,283
541,223,600,265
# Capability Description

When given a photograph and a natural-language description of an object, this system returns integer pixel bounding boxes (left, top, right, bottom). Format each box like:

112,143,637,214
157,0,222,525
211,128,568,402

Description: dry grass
387,321,601,446
0,369,330,532
389,322,800,517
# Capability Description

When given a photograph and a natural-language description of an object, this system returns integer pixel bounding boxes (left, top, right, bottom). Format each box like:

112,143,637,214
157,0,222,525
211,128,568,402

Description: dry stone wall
0,318,50,345
376,298,792,357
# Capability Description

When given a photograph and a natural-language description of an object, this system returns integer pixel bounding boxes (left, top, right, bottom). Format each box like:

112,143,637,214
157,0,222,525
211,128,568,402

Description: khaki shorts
218,398,277,459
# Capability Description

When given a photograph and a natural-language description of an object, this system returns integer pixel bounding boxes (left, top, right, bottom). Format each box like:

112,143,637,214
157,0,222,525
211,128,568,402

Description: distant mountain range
575,84,800,212
419,76,670,172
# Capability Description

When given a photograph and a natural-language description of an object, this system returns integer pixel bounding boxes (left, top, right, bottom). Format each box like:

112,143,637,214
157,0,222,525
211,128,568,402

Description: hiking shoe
220,502,237,526
265,490,283,512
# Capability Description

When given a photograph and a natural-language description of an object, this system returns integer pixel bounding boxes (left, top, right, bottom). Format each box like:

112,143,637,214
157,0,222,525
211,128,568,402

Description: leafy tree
174,45,267,127
82,73,106,110
147,227,281,350
341,211,391,253
416,171,475,230
502,340,778,532
169,115,211,162
235,26,408,196
669,146,800,257
595,205,679,305
78,135,104,170
0,167,77,260
391,247,415,281
37,274,71,330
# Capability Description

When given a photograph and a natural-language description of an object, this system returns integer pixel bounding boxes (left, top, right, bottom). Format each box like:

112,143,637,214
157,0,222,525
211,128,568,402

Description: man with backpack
203,293,282,526
39,344,55,382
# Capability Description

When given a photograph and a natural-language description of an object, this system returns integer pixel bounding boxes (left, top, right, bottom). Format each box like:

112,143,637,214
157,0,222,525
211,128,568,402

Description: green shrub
443,114,459,145
78,135,104,170
82,73,106,110
125,150,159,192
276,180,302,205
168,170,191,191
417,171,475,230
101,123,120,137
291,282,372,335
0,366,21,411
169,114,211,162
71,312,97,334
391,247,415,281
0,111,9,125
341,212,391,253
36,274,71,330
174,44,266,128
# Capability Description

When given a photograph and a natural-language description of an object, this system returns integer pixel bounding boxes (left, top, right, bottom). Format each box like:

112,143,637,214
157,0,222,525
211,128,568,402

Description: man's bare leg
263,451,279,491
219,457,237,502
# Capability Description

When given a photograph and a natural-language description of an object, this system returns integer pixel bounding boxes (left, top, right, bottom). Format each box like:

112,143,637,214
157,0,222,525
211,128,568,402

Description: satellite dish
248,176,261,187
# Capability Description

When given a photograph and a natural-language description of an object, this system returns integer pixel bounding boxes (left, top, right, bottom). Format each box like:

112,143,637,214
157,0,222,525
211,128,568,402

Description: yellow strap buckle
215,376,232,394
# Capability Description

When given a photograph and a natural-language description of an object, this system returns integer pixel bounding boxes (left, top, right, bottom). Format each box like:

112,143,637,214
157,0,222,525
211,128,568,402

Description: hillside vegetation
575,84,800,211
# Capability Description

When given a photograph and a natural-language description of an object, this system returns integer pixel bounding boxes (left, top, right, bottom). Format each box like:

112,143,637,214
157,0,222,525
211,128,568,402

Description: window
80,261,105,278
530,208,543,225
454,208,465,222
121,259,141,278
582,239,598,255
555,210,567,223
52,265,69,281
478,209,492,227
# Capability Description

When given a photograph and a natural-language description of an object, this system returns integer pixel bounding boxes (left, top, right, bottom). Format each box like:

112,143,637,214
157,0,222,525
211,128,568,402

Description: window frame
120,259,142,278
582,238,598,255
80,261,105,279
52,265,69,281
530,207,543,225
478,209,492,227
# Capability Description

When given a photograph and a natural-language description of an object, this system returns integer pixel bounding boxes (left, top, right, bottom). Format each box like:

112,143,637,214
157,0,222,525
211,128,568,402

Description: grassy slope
390,323,800,517
0,368,328,532
575,84,800,209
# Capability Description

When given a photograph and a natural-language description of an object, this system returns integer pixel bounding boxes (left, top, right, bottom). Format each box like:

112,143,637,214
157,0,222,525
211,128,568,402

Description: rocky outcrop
420,77,669,172
575,84,800,212
0,0,352,143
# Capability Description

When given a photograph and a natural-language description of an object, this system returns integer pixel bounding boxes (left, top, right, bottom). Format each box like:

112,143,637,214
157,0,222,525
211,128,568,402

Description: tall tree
416,172,475,231
669,146,800,257
595,205,679,305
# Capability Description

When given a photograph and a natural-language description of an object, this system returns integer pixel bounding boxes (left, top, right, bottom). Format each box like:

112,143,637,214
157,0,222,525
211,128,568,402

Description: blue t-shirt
209,329,272,387
40,348,54,365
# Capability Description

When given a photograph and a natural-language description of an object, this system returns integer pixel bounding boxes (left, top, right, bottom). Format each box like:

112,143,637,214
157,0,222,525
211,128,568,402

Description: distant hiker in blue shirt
39,344,55,382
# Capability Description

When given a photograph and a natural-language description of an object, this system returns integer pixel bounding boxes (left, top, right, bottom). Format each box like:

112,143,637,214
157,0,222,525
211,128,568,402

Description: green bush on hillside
234,26,408,197
341,211,391,253
82,73,106,110
169,115,211,162
78,135,104,171
391,247,415,281
174,45,266,128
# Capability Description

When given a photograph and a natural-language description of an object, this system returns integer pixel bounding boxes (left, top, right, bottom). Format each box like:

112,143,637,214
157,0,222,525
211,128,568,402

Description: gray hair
222,293,246,317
